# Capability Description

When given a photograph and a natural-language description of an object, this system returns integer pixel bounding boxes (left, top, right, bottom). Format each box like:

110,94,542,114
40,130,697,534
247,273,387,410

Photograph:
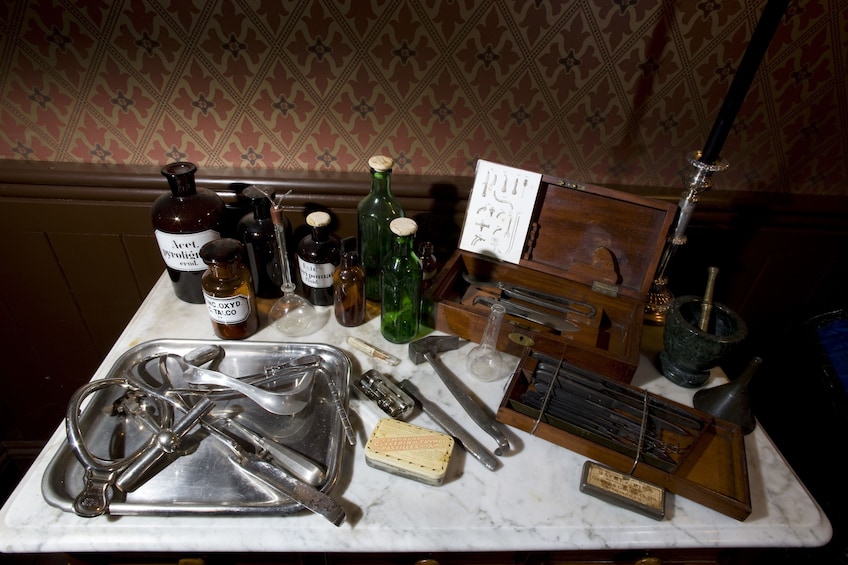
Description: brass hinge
557,178,586,190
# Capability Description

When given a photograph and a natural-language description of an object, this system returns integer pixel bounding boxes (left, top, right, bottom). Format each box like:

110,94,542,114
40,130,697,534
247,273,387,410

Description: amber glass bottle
152,162,225,304
334,247,366,327
297,211,341,306
237,186,285,299
418,240,438,291
199,238,258,340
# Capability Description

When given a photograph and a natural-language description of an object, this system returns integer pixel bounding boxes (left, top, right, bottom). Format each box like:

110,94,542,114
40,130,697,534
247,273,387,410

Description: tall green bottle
381,218,422,344
358,155,404,301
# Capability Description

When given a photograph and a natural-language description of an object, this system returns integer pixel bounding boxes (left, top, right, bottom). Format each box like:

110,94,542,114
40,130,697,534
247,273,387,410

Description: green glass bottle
381,218,422,344
358,155,404,302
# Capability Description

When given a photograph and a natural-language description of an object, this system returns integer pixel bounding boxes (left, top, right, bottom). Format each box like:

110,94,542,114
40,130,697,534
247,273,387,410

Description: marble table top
0,274,832,554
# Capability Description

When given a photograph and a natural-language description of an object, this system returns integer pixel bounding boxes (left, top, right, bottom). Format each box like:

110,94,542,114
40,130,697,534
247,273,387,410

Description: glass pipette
268,201,319,336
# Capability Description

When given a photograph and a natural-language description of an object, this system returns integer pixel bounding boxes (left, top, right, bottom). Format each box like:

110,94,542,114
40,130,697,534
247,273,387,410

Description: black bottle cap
200,238,243,265
160,162,197,178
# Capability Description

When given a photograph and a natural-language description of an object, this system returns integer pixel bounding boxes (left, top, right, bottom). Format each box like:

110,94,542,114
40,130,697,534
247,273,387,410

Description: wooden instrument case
430,173,677,383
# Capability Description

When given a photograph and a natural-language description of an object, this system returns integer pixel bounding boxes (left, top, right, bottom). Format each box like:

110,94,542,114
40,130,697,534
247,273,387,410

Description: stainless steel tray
42,339,350,516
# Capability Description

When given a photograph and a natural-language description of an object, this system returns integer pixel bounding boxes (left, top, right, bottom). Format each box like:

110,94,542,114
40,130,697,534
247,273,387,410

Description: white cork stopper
306,211,331,227
390,217,417,237
368,155,394,172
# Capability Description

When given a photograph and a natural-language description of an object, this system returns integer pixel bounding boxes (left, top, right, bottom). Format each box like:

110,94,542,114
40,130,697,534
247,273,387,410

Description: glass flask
297,211,341,306
152,162,225,304
237,185,285,299
199,238,259,340
466,302,507,381
268,205,320,337
380,218,422,343
358,155,404,302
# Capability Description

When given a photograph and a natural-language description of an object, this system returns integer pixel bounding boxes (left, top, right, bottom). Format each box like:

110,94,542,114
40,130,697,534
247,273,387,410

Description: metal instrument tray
42,339,350,516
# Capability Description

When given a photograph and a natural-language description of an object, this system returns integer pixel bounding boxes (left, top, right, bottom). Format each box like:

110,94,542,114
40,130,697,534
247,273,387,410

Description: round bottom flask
466,302,507,381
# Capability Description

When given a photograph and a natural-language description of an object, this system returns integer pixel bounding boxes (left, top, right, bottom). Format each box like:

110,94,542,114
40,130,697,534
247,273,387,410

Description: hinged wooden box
430,162,678,383
497,348,751,520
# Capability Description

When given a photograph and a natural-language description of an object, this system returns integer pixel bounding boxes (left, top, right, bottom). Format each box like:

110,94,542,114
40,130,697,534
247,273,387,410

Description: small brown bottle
334,239,366,327
199,238,259,340
418,240,438,291
297,211,340,306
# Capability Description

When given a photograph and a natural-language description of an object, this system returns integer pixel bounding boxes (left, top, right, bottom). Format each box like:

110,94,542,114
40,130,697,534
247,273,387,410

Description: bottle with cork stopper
358,155,404,302
380,217,422,343
297,211,341,306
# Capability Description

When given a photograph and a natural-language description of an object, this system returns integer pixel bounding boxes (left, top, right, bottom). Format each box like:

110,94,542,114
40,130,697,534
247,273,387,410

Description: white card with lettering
458,160,542,264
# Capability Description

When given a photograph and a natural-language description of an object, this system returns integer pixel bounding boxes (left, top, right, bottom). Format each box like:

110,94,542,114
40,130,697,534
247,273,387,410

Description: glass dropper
268,199,319,336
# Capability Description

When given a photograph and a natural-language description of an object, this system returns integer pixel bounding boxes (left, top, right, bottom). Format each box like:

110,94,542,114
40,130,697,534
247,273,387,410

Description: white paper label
155,230,220,272
298,258,335,289
203,293,252,324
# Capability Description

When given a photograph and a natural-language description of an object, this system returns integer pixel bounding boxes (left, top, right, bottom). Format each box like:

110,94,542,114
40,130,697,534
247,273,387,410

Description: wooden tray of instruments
497,347,752,521
429,168,677,384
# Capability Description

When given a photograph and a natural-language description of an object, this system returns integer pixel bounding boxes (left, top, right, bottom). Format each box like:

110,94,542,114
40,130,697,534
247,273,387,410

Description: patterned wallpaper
1,0,846,195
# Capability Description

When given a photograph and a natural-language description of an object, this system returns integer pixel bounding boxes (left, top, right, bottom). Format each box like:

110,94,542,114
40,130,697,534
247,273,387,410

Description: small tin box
364,419,455,486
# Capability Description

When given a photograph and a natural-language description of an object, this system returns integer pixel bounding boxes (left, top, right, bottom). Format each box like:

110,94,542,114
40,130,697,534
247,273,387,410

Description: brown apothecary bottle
199,238,259,340
152,162,225,304
334,247,366,327
297,211,340,306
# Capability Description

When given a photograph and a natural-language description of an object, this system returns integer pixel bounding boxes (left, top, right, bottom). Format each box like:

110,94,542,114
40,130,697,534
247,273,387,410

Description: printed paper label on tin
585,463,664,507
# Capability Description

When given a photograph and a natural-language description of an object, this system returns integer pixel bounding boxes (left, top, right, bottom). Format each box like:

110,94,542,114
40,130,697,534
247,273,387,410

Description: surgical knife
206,414,327,486
398,379,500,471
209,428,346,526
463,273,597,318
473,295,579,333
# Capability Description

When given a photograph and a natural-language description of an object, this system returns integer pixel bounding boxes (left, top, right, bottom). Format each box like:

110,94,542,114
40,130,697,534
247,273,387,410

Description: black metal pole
700,0,789,164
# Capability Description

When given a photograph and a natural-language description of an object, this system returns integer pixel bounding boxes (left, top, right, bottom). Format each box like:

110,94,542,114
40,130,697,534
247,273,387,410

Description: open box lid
458,161,678,301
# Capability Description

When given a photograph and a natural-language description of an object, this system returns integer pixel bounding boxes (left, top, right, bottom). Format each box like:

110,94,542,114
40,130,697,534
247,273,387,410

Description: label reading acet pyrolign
155,230,220,271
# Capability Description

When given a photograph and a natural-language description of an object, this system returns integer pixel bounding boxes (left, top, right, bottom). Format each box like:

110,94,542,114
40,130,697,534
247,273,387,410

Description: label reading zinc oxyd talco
155,230,220,271
298,258,335,289
203,294,253,325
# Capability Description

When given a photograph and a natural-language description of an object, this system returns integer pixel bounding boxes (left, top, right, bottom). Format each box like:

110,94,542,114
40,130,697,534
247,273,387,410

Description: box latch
592,281,620,297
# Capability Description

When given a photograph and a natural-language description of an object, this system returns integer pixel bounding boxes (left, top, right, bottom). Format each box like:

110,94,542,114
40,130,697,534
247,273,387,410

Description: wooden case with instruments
429,166,678,384
497,347,752,520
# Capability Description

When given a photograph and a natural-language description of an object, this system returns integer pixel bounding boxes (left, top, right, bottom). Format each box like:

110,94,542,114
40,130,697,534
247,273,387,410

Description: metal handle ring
65,378,163,473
